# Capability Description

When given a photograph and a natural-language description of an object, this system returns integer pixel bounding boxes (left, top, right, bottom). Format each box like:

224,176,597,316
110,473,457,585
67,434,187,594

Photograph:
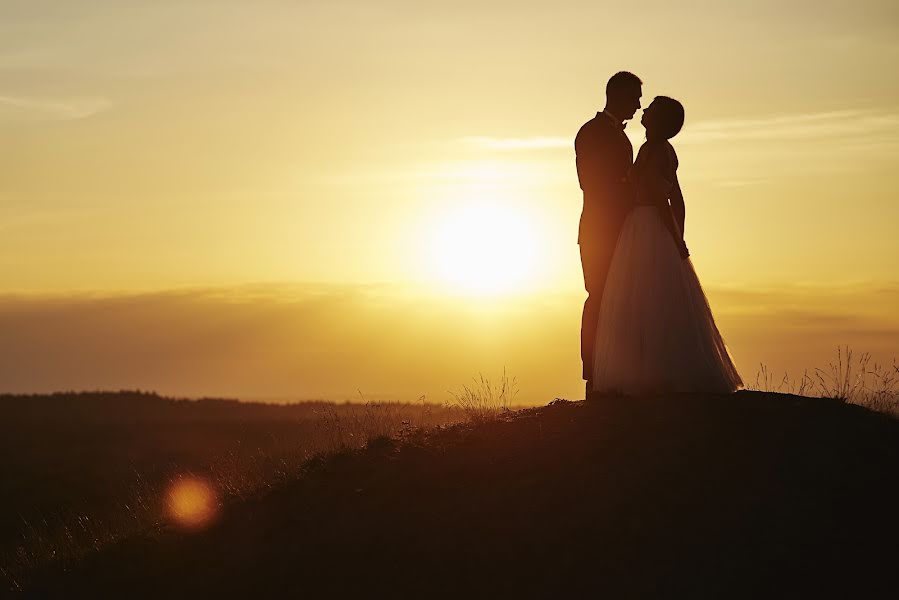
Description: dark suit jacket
574,112,634,252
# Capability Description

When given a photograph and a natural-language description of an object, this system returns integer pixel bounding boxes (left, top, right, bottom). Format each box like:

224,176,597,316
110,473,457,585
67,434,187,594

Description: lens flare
166,476,218,529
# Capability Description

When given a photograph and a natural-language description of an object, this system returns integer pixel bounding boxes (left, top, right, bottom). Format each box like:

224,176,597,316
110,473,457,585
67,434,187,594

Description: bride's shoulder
637,140,670,166
632,141,678,183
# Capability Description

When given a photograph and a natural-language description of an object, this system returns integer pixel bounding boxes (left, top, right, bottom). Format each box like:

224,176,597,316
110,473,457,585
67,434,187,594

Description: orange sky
1,1,897,402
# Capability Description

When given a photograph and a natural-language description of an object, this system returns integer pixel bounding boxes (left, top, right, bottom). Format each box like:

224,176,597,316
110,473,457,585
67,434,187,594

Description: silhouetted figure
591,96,742,394
575,71,642,396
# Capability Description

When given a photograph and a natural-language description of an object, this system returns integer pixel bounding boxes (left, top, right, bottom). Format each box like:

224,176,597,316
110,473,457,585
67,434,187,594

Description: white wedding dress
592,142,742,395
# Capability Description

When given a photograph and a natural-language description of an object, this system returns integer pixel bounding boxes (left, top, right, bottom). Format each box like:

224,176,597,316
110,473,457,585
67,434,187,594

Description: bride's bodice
629,141,677,205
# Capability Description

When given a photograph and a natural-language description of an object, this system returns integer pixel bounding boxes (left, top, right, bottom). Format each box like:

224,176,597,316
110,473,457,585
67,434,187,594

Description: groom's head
605,71,643,121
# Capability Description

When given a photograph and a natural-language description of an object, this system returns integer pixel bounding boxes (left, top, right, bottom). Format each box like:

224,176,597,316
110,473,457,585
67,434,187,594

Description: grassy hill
0,391,462,586
24,391,899,598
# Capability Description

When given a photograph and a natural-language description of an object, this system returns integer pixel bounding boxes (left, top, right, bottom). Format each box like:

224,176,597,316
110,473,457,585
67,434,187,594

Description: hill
28,391,899,598
0,391,461,573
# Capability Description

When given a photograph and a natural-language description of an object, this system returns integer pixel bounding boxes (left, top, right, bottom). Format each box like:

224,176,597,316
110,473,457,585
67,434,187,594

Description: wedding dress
592,141,742,395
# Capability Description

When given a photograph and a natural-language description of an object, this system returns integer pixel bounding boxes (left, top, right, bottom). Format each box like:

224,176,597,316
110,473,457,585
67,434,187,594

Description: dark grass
21,390,899,599
0,391,463,588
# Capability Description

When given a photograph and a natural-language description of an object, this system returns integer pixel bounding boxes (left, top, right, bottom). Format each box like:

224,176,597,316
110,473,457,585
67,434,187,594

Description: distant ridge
0,390,336,420
31,391,899,598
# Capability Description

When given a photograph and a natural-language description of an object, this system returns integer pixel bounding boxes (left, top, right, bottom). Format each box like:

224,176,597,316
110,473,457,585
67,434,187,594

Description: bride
592,96,742,395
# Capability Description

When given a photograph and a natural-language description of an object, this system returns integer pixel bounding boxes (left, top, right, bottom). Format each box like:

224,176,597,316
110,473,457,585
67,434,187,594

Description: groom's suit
575,111,634,381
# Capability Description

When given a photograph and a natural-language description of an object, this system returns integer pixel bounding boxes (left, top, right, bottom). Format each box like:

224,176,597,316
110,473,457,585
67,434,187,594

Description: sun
426,202,541,295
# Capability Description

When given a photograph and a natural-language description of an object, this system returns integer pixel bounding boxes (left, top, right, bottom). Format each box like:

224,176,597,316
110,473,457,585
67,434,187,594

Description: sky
1,1,897,402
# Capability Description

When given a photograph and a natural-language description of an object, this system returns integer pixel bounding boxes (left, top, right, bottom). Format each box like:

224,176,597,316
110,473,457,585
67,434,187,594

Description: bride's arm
658,190,689,259
670,173,685,237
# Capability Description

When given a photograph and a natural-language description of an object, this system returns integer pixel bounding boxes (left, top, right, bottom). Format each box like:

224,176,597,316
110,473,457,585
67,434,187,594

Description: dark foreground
29,392,899,598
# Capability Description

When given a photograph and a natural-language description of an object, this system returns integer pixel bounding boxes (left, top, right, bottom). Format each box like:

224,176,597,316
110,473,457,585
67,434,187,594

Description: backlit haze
2,1,897,403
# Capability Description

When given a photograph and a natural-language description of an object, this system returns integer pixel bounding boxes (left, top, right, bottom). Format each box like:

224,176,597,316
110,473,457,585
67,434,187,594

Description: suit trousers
580,239,617,381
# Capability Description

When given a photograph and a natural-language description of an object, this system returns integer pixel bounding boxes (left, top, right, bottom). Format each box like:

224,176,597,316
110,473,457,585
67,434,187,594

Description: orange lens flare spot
166,477,218,529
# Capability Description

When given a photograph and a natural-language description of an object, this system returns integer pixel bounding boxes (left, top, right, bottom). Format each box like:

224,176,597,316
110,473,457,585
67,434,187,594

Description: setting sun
426,202,542,295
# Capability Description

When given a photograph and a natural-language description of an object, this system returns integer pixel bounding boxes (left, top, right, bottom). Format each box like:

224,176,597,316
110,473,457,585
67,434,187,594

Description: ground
25,392,899,598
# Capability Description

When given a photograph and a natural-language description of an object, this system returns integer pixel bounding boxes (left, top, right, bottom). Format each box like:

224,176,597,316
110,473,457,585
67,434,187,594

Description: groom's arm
575,126,616,194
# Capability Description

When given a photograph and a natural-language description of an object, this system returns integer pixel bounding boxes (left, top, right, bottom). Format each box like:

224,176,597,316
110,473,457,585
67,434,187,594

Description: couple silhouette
575,71,742,398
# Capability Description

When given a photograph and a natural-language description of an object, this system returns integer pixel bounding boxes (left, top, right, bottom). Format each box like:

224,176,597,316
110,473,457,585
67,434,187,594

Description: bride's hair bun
653,96,685,139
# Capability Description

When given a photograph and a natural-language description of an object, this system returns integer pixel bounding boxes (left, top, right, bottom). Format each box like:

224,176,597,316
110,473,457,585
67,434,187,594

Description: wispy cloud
457,108,899,152
0,94,111,120
677,109,899,144
458,136,570,151
0,282,895,402
0,210,75,233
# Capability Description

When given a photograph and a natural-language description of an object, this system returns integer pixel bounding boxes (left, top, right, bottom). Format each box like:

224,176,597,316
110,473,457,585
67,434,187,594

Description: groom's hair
653,96,685,139
606,71,642,98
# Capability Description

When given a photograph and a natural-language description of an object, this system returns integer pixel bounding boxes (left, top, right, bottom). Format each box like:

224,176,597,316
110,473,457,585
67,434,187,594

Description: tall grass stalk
447,370,518,423
751,346,899,416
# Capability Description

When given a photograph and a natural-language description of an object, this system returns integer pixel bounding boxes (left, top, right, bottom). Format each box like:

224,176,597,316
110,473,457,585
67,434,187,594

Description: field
2,350,898,595
13,390,899,598
0,391,464,588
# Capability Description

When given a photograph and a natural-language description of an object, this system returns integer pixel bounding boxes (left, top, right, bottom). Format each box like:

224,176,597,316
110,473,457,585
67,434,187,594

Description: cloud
456,108,899,153
0,284,581,403
0,94,112,121
0,282,895,403
676,109,899,145
458,136,571,151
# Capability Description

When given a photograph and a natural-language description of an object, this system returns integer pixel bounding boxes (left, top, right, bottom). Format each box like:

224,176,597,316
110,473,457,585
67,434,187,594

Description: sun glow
426,201,543,296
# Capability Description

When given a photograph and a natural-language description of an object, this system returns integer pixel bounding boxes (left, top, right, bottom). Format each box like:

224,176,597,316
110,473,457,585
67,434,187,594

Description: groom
575,71,642,397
